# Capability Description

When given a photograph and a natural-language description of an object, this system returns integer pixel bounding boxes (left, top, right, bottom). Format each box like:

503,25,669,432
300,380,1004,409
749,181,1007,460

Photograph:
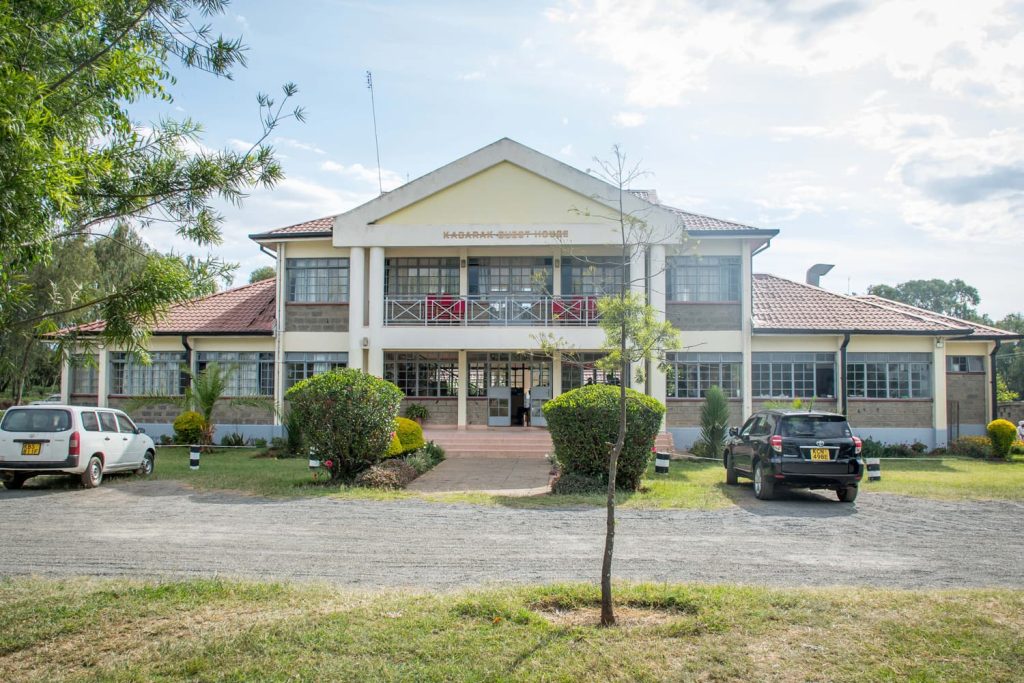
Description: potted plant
404,403,429,426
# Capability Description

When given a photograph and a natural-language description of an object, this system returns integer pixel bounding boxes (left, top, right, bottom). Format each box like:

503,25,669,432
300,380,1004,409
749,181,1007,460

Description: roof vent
628,189,659,204
806,264,834,287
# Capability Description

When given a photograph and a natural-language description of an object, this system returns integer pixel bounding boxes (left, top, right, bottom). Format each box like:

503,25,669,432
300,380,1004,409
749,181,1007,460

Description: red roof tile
855,296,1019,338
248,215,336,239
70,278,275,336
752,275,972,334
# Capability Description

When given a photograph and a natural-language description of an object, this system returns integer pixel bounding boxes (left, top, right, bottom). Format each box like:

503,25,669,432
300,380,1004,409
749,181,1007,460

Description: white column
552,351,562,396
741,240,753,420
366,246,385,377
458,249,469,297
649,244,667,426
273,242,286,425
629,245,647,387
59,356,71,403
348,247,366,371
457,350,468,428
933,339,948,448
96,347,109,408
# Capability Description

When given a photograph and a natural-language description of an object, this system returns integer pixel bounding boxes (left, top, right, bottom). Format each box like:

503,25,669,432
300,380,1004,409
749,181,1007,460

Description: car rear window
81,412,100,432
0,409,73,433
99,412,118,432
780,415,851,438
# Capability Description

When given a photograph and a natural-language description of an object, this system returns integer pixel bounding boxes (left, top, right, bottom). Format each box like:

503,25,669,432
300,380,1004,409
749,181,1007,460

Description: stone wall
847,399,933,428
666,303,741,331
284,304,349,332
400,398,457,425
666,399,744,428
467,398,488,425
998,402,1024,425
947,373,988,425
751,399,838,414
107,398,274,425
69,395,98,407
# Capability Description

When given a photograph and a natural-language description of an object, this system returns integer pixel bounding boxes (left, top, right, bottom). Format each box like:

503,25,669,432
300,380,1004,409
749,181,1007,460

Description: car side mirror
136,427,146,434
728,427,738,437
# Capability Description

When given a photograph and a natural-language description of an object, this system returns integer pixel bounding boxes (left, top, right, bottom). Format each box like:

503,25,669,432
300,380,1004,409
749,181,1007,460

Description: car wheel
837,485,858,503
725,451,739,485
753,461,774,500
80,456,103,489
136,451,155,477
2,474,28,490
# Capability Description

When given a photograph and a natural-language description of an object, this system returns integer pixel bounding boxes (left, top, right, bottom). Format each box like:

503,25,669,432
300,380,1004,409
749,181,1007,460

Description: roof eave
752,327,971,336
687,228,780,238
248,230,333,242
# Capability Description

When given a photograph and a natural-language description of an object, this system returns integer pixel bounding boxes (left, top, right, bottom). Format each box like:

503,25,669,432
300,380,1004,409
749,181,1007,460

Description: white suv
0,405,156,490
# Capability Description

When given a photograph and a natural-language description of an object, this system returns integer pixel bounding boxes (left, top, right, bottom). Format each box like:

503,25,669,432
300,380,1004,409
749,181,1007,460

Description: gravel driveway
1,481,1021,590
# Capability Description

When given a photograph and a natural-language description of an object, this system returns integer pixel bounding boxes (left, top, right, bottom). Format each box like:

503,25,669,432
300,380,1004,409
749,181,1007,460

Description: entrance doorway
470,352,552,427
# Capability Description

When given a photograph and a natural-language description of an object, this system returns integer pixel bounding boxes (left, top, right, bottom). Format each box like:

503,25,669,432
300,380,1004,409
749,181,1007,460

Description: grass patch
0,578,1021,682
861,457,1024,502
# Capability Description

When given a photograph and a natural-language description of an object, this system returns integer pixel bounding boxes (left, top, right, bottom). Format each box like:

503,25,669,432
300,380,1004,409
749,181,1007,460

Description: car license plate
810,448,830,461
21,442,41,456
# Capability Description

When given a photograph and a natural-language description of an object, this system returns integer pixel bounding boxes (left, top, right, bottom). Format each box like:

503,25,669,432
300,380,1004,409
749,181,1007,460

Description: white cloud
559,144,574,156
459,70,485,81
612,111,646,127
320,160,405,191
273,137,326,155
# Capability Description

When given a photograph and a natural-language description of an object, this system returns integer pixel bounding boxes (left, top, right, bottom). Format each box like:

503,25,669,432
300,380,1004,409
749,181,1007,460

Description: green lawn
859,456,1024,502
0,578,1020,682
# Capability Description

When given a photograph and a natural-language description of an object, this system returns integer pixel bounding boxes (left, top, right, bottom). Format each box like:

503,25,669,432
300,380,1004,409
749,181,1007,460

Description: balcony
384,295,602,327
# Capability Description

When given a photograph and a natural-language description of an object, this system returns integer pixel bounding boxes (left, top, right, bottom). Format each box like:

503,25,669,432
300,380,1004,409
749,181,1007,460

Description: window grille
286,258,349,303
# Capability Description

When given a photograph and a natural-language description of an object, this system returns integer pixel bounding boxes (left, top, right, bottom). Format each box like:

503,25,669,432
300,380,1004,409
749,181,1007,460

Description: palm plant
698,385,730,458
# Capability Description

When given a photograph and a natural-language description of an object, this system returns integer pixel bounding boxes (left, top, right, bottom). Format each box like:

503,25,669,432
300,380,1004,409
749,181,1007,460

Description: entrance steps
422,427,676,459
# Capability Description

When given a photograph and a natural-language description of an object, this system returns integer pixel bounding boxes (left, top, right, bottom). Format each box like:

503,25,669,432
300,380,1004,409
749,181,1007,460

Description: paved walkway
407,454,552,495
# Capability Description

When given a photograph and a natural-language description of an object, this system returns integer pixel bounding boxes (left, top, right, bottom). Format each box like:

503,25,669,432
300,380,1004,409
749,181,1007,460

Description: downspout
990,340,1002,423
259,244,276,260
181,335,192,395
839,333,851,416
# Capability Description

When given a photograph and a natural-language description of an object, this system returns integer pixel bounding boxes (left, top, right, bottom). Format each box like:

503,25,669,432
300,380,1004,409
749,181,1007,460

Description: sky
134,0,1024,319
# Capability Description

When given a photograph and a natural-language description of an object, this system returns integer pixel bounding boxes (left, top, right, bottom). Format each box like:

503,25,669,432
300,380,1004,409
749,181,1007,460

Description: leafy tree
996,313,1024,399
996,376,1019,403
0,1,303,364
867,279,985,321
248,265,277,283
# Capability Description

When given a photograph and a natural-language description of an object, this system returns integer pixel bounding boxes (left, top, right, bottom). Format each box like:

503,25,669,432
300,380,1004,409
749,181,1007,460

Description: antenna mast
366,70,383,196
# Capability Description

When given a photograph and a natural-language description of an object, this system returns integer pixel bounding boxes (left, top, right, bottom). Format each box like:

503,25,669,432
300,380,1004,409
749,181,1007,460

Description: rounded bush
987,419,1017,459
286,369,403,481
173,411,205,445
542,384,665,492
552,472,605,495
949,435,992,459
394,416,425,454
387,432,404,457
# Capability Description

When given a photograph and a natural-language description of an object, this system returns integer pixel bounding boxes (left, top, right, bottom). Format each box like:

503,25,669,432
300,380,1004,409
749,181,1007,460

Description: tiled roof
70,278,276,336
855,296,1020,338
248,215,336,239
664,206,768,232
752,275,973,334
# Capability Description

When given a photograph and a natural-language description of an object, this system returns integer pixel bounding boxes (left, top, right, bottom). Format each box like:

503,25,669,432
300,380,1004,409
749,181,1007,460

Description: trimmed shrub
395,416,425,454
387,432,404,457
987,419,1017,459
173,411,205,446
542,384,665,492
1010,440,1024,456
697,386,730,459
355,459,419,489
552,472,605,495
949,435,992,459
286,368,403,481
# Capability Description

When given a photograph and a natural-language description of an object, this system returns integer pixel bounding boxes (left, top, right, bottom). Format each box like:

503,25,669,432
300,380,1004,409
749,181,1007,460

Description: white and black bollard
189,445,200,471
655,451,671,474
308,447,320,472
866,457,881,482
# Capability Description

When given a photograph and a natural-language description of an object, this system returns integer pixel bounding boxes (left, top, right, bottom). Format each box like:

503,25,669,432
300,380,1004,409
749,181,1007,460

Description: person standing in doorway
523,388,531,428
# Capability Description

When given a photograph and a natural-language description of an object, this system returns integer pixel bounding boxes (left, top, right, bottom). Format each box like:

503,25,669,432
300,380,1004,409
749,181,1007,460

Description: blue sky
136,0,1024,318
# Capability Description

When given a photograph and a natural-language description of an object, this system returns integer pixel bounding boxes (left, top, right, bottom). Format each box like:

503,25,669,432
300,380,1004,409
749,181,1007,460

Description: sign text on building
442,229,569,240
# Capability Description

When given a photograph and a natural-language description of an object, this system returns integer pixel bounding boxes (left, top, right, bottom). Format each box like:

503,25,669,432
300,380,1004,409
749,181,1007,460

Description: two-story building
61,139,1019,448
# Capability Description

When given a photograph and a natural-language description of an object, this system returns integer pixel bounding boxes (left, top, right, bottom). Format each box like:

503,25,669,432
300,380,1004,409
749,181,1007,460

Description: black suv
724,410,863,502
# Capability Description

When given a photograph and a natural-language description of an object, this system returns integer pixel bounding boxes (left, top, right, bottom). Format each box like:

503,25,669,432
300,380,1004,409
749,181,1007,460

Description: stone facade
666,399,745,428
847,399,933,428
666,303,741,331
467,398,488,425
751,399,838,414
107,397,274,425
69,395,98,407
946,373,988,425
284,304,349,332
400,398,457,425
997,402,1024,425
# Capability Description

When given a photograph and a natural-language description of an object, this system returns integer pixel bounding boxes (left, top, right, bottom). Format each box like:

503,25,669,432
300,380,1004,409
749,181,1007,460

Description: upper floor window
947,355,984,373
752,352,836,399
195,352,274,397
561,256,626,297
385,258,459,296
285,352,348,389
847,352,932,399
109,352,188,396
469,257,552,297
286,258,348,303
666,352,742,398
70,355,98,394
666,256,740,302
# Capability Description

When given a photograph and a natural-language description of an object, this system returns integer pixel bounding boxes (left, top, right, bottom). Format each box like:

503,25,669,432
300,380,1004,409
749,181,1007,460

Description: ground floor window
666,352,742,398
561,352,621,390
109,352,188,396
752,352,835,398
70,355,98,394
384,352,458,397
194,352,274,397
467,352,551,396
847,352,932,399
947,355,984,373
285,352,348,389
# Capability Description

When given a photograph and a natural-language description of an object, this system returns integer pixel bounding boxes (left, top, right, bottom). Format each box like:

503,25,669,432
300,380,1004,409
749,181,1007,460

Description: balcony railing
384,295,602,327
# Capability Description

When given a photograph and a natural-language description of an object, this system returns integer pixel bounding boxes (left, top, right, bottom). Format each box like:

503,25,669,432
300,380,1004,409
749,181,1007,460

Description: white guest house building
62,139,1019,448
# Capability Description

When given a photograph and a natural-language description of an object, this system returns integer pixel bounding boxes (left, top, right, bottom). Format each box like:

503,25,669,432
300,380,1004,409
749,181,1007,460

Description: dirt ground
1,480,1021,589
